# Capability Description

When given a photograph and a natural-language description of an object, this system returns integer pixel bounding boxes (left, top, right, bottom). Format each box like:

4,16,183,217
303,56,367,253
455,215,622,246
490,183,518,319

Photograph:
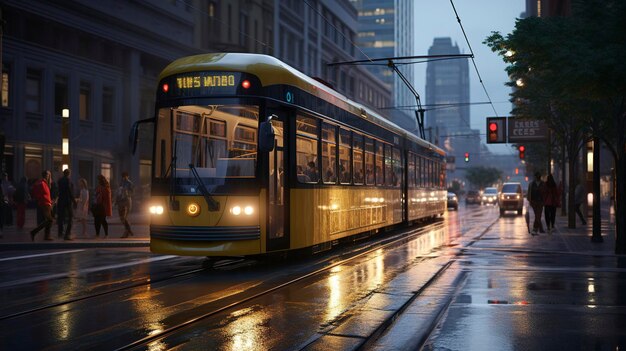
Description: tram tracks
0,258,245,321
113,221,451,350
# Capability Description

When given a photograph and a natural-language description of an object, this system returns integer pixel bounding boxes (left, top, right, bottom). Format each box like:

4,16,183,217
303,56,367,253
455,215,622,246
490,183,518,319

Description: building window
102,86,114,124
25,69,42,113
2,64,10,108
239,12,248,48
55,75,68,116
79,81,91,121
101,162,112,183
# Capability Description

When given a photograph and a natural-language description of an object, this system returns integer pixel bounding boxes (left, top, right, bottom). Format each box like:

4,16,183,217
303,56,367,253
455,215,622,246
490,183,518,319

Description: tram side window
353,133,364,184
364,137,375,185
392,147,402,188
384,144,393,186
440,161,446,188
419,156,425,187
339,128,352,184
296,115,319,183
427,159,432,188
375,141,384,186
321,123,337,183
408,152,415,188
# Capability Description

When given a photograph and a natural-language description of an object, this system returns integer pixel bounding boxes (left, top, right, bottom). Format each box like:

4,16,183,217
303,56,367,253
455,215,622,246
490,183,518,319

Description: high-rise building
350,0,416,132
0,0,393,195
273,0,391,114
425,37,480,178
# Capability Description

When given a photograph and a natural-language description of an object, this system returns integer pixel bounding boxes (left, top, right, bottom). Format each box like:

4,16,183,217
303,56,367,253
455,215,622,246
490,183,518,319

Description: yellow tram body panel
149,192,267,256
289,188,403,250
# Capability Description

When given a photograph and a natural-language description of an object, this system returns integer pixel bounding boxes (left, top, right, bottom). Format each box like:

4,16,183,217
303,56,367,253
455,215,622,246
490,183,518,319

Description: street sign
486,117,506,143
507,117,548,142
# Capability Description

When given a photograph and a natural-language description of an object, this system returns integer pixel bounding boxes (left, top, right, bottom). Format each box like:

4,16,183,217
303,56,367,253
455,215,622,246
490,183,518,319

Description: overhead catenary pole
327,54,473,140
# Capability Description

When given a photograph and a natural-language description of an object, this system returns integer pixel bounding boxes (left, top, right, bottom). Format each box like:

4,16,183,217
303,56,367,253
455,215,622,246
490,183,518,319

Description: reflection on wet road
0,204,504,350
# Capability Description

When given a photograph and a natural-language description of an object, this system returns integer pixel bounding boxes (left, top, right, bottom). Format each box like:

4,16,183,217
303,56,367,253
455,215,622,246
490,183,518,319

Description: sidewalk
0,208,150,249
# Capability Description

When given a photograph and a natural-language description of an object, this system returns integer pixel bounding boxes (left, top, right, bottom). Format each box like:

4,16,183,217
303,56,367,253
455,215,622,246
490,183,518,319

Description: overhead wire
449,0,499,117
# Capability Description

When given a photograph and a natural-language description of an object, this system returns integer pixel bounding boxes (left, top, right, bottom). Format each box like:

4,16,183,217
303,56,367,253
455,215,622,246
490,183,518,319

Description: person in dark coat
527,171,546,235
94,174,112,238
542,174,560,234
13,177,30,230
56,169,76,240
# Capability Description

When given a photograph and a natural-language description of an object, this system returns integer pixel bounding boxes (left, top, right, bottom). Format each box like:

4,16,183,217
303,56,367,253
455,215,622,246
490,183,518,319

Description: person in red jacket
94,174,112,238
30,170,54,241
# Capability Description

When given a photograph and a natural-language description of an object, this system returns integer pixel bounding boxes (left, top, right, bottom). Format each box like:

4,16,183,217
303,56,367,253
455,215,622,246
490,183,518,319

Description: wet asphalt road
0,202,621,350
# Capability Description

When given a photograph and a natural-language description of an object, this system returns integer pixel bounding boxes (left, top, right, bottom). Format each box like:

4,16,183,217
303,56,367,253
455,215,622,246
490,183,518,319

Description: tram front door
267,117,289,251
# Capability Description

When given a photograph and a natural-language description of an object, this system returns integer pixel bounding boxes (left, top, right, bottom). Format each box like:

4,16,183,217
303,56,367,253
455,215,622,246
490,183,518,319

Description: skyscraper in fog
351,0,415,132
425,38,470,134
425,37,480,176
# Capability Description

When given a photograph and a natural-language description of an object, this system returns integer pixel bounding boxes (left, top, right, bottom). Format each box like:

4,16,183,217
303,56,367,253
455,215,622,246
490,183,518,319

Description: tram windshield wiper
189,163,220,212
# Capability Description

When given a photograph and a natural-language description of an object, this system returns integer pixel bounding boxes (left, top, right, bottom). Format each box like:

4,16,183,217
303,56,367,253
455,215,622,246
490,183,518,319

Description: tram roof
160,53,444,156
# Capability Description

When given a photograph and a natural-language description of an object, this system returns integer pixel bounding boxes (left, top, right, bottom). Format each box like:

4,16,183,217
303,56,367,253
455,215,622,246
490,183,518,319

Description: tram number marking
176,75,236,89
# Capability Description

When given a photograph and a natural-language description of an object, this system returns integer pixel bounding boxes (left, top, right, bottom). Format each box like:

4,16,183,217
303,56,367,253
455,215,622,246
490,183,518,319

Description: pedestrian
13,177,30,230
1,172,14,227
542,174,560,234
49,174,59,221
115,171,134,238
93,174,112,238
574,181,587,225
30,171,54,241
74,178,89,237
527,171,546,235
56,169,76,240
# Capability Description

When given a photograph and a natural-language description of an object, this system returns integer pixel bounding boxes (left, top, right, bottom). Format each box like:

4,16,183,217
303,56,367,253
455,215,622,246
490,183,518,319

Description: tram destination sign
507,117,548,142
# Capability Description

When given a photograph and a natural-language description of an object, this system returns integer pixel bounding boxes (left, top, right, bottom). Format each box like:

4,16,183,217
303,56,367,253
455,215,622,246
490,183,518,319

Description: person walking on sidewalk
115,171,134,238
94,174,112,238
575,181,587,226
56,169,76,241
30,171,54,241
542,174,561,234
527,171,546,235
13,177,30,230
74,178,89,237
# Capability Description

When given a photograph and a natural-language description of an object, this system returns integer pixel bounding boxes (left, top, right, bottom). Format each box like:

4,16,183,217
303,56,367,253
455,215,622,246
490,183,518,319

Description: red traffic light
518,145,525,159
518,145,525,152
464,152,470,162
489,122,498,132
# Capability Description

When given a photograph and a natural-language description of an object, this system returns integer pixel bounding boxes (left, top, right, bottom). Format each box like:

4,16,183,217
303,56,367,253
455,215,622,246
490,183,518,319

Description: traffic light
486,117,506,143
488,122,498,143
518,145,525,159
464,152,470,162
515,167,519,175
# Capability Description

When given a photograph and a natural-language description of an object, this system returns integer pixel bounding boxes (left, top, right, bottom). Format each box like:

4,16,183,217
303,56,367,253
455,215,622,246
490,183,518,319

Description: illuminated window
2,63,9,108
296,115,319,183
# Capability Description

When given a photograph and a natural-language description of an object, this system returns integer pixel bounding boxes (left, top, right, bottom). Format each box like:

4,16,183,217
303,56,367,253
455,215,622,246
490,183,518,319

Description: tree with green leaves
464,166,502,191
484,0,626,253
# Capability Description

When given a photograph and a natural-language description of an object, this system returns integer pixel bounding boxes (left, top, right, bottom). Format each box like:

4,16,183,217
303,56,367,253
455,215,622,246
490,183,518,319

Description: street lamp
62,108,70,171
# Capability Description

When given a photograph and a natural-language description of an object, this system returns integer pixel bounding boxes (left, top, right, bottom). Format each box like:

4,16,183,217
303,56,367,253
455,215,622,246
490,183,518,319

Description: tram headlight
231,206,242,215
244,206,254,215
149,205,164,215
230,205,255,216
187,202,201,217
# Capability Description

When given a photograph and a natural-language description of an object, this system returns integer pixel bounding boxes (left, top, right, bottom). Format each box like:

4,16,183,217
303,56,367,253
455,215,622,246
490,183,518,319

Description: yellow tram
135,53,446,257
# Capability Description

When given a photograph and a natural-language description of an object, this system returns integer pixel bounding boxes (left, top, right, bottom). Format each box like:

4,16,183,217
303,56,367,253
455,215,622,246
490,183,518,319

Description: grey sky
413,0,525,154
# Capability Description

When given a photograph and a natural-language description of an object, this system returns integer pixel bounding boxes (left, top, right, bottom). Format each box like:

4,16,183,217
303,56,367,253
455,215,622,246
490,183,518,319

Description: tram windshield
155,104,259,185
